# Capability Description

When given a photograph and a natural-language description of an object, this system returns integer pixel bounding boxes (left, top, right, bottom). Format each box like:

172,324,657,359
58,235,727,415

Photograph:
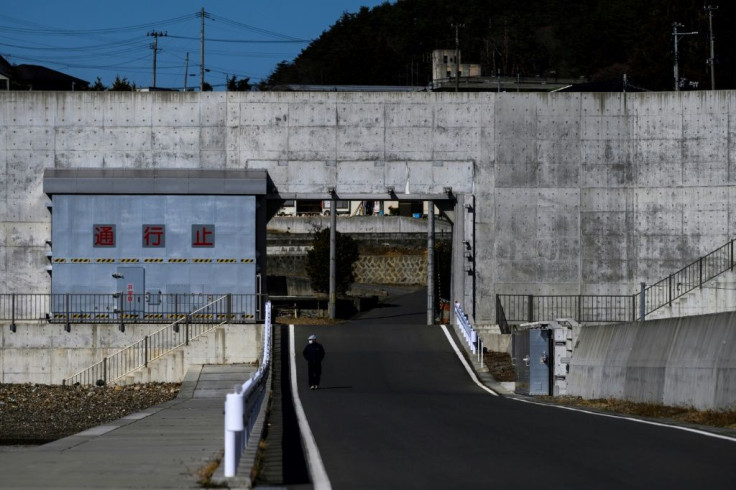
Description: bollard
224,392,245,477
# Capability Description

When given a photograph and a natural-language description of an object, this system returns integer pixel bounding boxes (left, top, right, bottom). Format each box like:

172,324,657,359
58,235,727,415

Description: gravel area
0,383,180,445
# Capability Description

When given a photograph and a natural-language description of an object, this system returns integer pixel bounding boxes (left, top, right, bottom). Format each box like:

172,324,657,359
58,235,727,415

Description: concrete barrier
567,311,736,410
0,321,261,384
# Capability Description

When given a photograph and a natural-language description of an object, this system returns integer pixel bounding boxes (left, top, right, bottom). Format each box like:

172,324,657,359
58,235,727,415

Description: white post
224,392,244,477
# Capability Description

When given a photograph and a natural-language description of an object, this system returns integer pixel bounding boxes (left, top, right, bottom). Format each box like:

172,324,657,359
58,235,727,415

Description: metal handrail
0,293,261,325
498,238,736,325
63,295,229,386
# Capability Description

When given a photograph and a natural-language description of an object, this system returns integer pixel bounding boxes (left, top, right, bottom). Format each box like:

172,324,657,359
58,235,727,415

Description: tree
227,75,252,91
305,227,359,294
91,77,106,91
202,82,213,92
109,75,134,91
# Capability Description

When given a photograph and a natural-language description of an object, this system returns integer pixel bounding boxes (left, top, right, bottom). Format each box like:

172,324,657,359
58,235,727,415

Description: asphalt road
294,289,736,490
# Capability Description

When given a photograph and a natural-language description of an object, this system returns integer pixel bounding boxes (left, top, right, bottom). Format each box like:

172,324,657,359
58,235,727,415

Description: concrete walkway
0,364,255,489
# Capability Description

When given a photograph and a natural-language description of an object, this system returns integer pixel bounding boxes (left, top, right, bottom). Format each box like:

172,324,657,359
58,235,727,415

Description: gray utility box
513,327,551,395
512,320,575,396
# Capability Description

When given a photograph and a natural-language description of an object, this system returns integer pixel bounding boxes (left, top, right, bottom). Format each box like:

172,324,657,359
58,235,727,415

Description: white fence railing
223,301,272,478
454,301,483,363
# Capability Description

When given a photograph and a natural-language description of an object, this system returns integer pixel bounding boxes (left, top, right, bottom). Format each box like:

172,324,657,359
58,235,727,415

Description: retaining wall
0,321,260,384
567,312,736,410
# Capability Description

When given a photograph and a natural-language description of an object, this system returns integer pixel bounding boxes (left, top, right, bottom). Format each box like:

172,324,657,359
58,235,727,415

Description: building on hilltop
0,55,89,91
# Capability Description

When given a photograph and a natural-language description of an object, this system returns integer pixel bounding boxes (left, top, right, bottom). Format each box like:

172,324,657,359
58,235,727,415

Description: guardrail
63,295,230,386
0,293,261,326
223,301,272,478
454,301,484,364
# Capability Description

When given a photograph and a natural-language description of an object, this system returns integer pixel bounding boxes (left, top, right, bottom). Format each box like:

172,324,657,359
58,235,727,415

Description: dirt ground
0,383,180,444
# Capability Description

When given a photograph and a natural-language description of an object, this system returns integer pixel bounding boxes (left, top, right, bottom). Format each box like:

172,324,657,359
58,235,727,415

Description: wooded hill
262,0,735,91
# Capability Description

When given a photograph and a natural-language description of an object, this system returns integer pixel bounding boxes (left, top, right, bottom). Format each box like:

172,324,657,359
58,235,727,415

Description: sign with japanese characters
93,224,116,247
142,224,166,248
192,224,215,247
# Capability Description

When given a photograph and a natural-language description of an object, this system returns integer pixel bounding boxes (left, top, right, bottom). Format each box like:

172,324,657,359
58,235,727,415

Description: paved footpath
0,364,254,490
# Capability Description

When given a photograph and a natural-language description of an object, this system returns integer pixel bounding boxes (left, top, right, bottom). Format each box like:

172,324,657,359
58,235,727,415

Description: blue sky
0,1,394,90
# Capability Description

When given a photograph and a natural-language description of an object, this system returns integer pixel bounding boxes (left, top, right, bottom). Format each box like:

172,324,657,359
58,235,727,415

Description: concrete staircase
116,323,259,385
646,268,736,321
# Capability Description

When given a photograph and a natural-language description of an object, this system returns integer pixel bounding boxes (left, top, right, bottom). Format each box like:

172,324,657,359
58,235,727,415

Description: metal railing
63,295,230,386
498,294,635,325
454,301,484,364
0,293,261,325
497,238,736,326
224,301,272,477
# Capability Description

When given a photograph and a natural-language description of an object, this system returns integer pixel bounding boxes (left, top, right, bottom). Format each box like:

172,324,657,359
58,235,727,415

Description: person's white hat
308,334,317,341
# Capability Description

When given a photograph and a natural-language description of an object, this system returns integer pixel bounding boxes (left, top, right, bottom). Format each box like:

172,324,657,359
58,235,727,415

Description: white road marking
289,325,333,490
440,324,498,396
512,397,736,443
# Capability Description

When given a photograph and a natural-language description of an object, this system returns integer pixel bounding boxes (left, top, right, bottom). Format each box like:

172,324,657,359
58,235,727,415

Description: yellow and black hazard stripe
241,258,254,263
144,258,164,263
192,258,212,263
71,258,91,263
241,313,255,319
169,258,188,263
119,258,139,263
53,258,67,263
192,314,214,319
95,258,116,263
217,258,237,263
144,313,164,319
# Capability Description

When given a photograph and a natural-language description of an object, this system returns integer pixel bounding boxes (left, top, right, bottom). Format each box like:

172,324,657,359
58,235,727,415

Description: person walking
302,334,325,390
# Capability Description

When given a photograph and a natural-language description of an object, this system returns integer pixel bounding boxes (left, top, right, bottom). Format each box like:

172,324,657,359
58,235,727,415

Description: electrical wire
0,8,312,86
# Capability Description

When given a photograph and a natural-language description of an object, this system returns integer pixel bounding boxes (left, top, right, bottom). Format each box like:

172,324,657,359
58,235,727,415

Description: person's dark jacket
303,341,325,365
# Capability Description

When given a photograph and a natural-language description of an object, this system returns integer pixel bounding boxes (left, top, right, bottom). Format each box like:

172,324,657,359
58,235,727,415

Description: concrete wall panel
288,126,337,160
199,93,226,127
289,101,337,126
337,102,384,127
103,93,152,127
337,126,384,160
55,95,104,127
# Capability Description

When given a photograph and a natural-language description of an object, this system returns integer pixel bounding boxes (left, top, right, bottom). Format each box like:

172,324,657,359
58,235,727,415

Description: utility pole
184,52,189,91
672,22,698,92
705,5,718,90
198,8,212,91
147,31,167,88
452,23,464,92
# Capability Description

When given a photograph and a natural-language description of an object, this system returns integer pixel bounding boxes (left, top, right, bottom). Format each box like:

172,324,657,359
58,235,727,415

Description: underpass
291,289,736,489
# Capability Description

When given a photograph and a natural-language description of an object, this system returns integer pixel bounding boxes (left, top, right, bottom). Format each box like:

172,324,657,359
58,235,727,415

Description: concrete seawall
567,312,736,410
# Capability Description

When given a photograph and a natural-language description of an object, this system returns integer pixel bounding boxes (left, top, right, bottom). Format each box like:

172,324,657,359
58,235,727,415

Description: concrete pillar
328,197,337,319
427,201,435,325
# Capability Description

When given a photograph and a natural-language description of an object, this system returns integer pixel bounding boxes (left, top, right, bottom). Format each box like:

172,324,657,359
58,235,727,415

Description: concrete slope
294,289,736,489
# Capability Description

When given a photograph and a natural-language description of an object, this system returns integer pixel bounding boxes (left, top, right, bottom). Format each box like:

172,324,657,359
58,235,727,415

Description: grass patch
537,396,736,429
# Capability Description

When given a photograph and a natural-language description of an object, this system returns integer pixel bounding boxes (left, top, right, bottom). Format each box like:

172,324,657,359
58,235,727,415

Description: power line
166,34,311,44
